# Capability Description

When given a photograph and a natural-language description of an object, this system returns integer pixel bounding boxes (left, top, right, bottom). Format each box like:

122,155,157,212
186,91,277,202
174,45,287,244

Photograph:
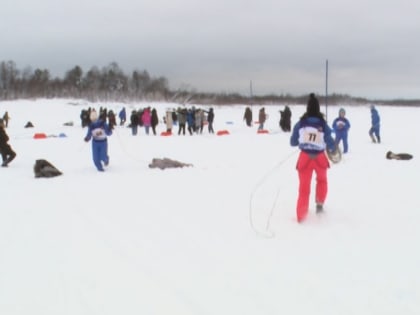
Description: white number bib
92,127,107,140
298,126,326,150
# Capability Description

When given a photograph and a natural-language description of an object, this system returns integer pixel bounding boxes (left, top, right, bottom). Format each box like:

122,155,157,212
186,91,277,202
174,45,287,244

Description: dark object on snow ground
34,159,63,178
148,158,193,170
386,151,413,160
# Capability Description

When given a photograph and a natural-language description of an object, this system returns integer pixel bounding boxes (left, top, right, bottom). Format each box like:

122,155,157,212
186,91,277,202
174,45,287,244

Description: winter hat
339,108,346,115
90,110,98,122
306,93,320,116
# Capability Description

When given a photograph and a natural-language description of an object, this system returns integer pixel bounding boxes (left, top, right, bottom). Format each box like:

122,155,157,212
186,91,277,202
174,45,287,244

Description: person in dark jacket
279,106,292,132
258,107,266,130
369,105,381,143
84,110,112,172
290,93,336,222
332,108,351,153
3,111,9,128
206,108,215,134
177,108,187,135
243,107,253,127
151,108,159,135
130,110,139,136
0,118,16,167
80,109,90,127
107,110,117,130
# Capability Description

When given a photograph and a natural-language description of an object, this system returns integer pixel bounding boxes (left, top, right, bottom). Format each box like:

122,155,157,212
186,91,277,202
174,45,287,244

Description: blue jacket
119,108,126,120
332,117,350,135
290,116,335,155
371,108,380,127
84,119,112,142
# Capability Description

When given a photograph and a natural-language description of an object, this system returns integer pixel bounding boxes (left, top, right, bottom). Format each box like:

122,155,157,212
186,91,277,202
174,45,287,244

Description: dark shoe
316,204,324,214
370,135,377,143
1,162,8,167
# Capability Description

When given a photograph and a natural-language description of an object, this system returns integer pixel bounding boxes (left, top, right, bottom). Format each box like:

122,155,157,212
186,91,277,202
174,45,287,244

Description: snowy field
0,99,419,315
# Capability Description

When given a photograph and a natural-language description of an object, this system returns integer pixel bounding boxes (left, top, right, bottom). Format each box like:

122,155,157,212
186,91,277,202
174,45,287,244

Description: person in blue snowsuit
369,105,380,143
84,110,112,172
332,108,351,153
118,107,126,125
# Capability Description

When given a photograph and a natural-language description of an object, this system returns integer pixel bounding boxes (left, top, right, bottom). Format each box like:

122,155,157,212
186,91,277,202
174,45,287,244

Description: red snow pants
295,151,330,222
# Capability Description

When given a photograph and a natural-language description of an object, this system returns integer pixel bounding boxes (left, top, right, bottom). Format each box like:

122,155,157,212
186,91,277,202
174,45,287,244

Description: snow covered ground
0,99,419,315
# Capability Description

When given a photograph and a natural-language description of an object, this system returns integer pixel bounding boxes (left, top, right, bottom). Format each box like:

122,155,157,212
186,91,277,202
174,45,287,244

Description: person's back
290,93,336,222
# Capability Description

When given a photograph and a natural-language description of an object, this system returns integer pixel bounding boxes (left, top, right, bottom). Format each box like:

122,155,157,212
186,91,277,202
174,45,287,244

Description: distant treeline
1,60,419,106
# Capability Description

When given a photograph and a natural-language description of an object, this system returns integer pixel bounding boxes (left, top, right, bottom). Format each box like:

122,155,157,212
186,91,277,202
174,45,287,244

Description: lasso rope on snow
112,126,149,164
249,149,298,238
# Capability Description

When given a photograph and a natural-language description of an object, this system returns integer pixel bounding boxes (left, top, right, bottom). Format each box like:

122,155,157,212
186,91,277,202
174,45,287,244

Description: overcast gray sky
1,0,419,99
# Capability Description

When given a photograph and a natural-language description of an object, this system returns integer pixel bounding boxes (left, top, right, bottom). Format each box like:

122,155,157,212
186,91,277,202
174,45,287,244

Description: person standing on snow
118,107,126,126
369,105,381,143
279,105,292,132
206,107,215,134
0,118,16,167
84,110,112,172
3,111,9,128
290,93,336,223
141,107,152,135
243,107,253,127
258,107,267,130
130,110,139,136
151,108,159,135
332,108,351,153
165,109,174,133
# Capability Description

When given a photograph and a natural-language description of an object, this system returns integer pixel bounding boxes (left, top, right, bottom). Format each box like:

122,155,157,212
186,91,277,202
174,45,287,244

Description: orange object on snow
257,129,269,134
160,131,172,136
33,133,47,139
216,130,230,136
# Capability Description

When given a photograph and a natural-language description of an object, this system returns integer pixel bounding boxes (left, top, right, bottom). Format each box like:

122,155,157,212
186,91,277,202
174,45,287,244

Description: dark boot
3,152,16,166
316,204,324,214
370,134,377,143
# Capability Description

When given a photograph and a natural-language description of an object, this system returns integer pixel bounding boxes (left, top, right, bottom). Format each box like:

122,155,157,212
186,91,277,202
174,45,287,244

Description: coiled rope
249,149,298,238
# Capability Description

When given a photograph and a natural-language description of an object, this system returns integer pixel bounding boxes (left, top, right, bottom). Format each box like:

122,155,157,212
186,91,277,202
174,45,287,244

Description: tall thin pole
325,59,329,122
250,80,253,105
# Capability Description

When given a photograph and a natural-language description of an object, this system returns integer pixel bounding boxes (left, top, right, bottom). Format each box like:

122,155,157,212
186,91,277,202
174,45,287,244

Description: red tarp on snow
216,130,230,136
33,133,47,139
257,129,269,134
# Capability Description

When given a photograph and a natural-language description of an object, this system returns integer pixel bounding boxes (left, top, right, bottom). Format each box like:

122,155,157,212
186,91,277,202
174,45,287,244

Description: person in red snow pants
295,151,329,221
290,93,336,223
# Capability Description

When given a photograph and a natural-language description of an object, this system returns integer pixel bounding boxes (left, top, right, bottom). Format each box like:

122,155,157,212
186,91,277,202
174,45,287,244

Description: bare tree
0,61,19,99
64,65,83,98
